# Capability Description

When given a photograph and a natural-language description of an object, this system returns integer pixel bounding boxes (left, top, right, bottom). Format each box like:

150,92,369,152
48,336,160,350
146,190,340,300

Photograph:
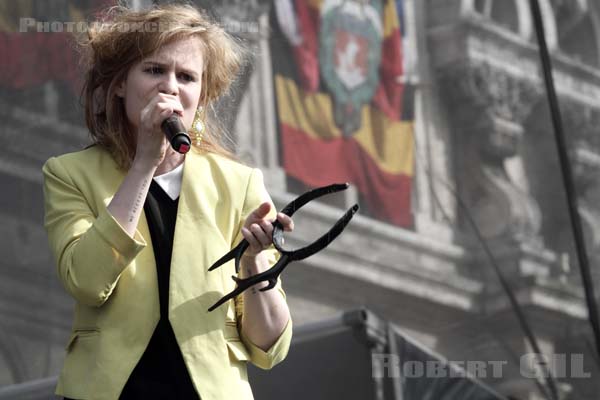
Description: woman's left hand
239,202,293,350
241,202,294,259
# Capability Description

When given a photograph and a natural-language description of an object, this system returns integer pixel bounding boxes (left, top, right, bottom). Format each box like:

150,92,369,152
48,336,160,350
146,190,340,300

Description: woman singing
42,3,293,399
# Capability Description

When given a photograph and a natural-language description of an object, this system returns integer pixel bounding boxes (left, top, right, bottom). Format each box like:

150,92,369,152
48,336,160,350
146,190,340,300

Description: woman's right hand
133,93,184,168
108,91,183,238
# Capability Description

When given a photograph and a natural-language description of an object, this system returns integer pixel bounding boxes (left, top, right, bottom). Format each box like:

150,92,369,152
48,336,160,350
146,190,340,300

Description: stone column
205,1,287,191
232,13,287,191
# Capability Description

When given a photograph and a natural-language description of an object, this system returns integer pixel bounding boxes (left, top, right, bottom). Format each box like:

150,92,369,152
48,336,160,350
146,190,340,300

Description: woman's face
116,36,205,133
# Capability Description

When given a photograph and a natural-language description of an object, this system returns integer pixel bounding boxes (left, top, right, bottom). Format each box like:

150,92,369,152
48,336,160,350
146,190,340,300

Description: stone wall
1,0,599,398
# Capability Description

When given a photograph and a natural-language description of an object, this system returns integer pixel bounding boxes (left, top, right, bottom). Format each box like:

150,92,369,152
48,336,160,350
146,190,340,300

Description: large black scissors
207,183,359,312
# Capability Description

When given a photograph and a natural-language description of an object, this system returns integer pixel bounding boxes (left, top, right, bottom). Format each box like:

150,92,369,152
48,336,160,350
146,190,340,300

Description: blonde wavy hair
79,2,243,170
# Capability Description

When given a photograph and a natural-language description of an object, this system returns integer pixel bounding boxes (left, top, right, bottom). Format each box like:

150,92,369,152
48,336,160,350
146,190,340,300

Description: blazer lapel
168,150,229,319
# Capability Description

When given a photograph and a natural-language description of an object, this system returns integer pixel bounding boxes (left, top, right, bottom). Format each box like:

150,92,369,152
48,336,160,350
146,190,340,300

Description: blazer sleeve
42,156,147,307
233,168,293,370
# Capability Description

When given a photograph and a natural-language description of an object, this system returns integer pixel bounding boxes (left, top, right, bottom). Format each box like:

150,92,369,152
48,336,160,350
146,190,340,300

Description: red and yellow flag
272,0,414,227
0,0,110,91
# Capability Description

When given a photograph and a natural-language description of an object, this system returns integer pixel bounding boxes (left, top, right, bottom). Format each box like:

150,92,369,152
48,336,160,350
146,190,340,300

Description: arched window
473,0,520,33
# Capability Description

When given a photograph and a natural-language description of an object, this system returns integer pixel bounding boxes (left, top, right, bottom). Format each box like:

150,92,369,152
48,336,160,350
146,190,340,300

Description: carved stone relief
439,61,543,243
552,101,600,279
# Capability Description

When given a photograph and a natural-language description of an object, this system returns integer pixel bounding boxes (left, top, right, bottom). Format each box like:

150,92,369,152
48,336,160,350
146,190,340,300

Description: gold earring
190,106,205,145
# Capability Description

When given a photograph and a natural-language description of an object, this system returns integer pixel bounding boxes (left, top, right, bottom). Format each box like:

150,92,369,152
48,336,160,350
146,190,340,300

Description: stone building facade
1,0,599,398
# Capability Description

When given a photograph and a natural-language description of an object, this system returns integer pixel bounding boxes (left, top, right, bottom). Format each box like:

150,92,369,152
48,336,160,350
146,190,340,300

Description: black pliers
207,183,359,312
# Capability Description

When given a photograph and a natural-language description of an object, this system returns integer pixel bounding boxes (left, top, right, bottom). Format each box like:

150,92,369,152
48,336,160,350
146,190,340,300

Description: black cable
529,0,600,361
411,90,559,399
454,192,559,400
413,117,559,399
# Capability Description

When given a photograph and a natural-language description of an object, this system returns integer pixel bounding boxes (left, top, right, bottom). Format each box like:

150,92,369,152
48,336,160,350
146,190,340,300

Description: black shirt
118,180,199,400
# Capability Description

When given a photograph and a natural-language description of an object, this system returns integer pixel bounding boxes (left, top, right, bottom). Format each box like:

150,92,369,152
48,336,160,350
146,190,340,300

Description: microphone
161,115,191,154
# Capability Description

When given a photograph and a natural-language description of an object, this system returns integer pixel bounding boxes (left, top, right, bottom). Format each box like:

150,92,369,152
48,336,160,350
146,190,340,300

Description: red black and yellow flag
272,0,414,228
0,0,110,91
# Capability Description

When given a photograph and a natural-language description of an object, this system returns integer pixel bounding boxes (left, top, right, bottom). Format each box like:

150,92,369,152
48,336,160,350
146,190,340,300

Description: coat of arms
319,0,383,137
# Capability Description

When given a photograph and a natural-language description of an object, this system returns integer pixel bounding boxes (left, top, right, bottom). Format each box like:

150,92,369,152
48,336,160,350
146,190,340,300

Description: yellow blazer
42,145,292,400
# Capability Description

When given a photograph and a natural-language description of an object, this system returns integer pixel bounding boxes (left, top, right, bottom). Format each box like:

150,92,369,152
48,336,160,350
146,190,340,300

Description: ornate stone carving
438,61,543,241
558,101,600,279
561,99,600,150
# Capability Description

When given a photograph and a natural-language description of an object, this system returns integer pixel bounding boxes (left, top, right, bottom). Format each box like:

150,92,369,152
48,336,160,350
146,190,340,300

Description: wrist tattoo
129,178,149,223
245,268,260,294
